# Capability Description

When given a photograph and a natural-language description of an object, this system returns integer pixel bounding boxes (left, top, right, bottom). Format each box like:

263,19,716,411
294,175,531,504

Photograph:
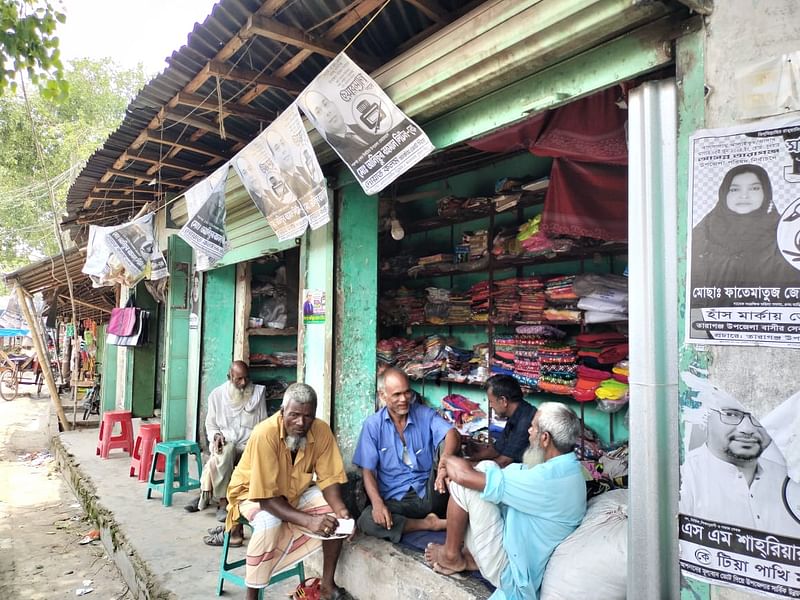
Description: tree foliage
0,58,148,275
0,0,68,101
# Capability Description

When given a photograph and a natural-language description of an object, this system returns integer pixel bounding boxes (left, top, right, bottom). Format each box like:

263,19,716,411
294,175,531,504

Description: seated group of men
193,361,587,600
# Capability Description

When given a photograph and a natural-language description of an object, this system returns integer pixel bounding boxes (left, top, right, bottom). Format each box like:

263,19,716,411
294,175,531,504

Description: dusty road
0,392,131,599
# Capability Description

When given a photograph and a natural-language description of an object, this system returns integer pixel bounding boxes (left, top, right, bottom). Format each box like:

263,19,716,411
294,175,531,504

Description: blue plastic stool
145,440,203,507
217,518,305,599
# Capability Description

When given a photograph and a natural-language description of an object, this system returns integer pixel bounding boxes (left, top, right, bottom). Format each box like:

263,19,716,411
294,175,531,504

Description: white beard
522,440,546,467
227,381,253,409
285,434,307,452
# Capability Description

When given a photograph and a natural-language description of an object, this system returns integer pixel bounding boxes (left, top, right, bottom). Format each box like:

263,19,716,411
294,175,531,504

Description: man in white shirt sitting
190,361,268,546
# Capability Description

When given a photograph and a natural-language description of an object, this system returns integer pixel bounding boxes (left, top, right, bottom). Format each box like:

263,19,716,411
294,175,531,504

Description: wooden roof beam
204,60,304,94
131,128,233,160
172,92,274,121
158,111,250,144
121,150,206,175
403,0,449,24
246,14,379,69
239,0,387,105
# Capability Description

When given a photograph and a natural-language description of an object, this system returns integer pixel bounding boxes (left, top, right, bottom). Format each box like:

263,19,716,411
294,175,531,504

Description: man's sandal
203,530,242,547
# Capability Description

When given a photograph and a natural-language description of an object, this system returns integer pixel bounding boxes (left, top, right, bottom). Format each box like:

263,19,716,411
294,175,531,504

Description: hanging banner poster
179,165,229,269
302,289,325,324
83,213,168,287
297,53,435,196
679,372,800,598
686,117,800,347
233,105,327,240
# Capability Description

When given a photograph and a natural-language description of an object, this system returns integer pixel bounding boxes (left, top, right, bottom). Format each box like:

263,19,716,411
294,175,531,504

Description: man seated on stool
465,375,536,466
354,367,461,542
425,402,586,600
197,361,267,545
225,383,352,600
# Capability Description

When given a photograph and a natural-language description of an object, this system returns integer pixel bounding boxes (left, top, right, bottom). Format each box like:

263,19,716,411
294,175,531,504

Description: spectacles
709,408,762,427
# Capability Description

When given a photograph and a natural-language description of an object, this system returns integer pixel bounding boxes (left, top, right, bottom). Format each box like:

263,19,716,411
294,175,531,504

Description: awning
0,328,29,337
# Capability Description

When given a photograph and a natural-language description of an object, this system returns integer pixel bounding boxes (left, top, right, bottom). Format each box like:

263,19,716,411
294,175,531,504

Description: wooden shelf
250,364,297,369
382,243,627,283
247,327,298,336
403,190,546,234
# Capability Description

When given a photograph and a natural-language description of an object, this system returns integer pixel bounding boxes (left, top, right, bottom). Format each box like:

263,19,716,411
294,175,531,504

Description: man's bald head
229,361,250,390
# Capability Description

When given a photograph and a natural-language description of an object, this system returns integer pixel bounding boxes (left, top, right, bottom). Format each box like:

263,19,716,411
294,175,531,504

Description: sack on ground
540,489,628,600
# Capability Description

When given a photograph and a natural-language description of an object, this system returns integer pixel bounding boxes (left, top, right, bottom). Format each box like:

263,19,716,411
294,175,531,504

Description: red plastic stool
96,410,134,459
129,423,165,481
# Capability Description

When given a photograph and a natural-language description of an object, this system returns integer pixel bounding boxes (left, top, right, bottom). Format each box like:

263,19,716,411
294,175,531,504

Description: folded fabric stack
537,341,578,395
444,345,474,381
380,254,416,277
270,352,297,367
572,364,613,402
470,281,491,321
573,273,629,324
439,394,487,433
517,277,546,323
492,277,519,324
448,290,472,322
575,332,629,367
395,288,425,325
544,275,578,304
417,253,454,267
470,343,490,382
424,287,451,324
464,230,489,261
437,195,466,216
491,228,523,258
515,214,574,256
491,336,517,377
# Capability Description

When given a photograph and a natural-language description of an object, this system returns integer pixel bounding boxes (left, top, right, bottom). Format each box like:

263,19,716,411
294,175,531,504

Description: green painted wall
676,28,711,600
334,185,378,464
100,324,117,413
198,264,236,449
162,236,192,440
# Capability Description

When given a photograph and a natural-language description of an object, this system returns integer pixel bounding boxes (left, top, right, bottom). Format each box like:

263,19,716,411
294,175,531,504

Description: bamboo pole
14,285,71,431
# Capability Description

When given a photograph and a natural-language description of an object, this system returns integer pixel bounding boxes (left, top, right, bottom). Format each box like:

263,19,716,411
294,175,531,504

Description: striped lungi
239,486,331,588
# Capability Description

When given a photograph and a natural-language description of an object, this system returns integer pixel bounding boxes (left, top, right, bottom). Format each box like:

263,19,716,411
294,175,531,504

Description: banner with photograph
297,53,435,196
233,104,327,241
686,118,800,347
679,372,800,597
302,289,325,324
83,213,168,288
179,165,229,270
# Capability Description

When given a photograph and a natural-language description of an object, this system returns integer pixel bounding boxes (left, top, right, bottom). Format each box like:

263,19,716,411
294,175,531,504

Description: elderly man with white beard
424,402,586,600
224,382,352,600
197,361,268,547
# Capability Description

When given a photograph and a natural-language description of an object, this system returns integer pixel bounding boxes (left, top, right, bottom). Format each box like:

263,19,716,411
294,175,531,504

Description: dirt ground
0,391,131,599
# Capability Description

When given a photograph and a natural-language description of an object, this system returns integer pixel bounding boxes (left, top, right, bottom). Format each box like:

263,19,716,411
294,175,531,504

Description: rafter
130,127,233,160
240,0,387,105
170,92,274,121
158,111,250,144
121,150,206,175
403,0,448,24
204,60,304,94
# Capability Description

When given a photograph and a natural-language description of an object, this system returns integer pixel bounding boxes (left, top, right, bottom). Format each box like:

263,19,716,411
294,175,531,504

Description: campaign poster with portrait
686,118,800,347
179,165,229,269
679,371,800,598
297,53,435,196
232,105,327,241
302,289,325,324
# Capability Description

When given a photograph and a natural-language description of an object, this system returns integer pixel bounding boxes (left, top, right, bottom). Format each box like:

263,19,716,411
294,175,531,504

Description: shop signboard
686,117,800,348
233,104,327,241
679,372,800,598
297,53,434,196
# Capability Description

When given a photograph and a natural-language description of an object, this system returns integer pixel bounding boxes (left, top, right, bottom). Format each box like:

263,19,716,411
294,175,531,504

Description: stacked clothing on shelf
438,394,487,434
470,280,490,321
537,341,578,395
394,288,425,325
543,275,581,323
517,276,546,323
444,345,474,381
464,230,488,261
492,277,520,323
376,336,488,384
573,273,628,324
249,352,297,367
448,290,472,322
380,254,416,278
575,332,628,366
491,336,516,377
514,214,575,257
424,287,450,324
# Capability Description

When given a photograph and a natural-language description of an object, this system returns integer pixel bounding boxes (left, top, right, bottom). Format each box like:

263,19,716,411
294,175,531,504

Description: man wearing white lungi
197,361,267,545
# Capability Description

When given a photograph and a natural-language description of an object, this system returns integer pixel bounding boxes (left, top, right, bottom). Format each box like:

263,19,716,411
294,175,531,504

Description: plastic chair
217,517,305,599
145,440,203,507
95,410,134,459
129,423,164,481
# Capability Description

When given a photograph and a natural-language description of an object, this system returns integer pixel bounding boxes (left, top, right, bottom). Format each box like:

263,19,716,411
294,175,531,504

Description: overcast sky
57,0,220,76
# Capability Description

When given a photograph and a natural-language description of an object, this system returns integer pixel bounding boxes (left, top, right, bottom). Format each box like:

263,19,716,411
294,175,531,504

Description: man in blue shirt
425,402,586,600
465,375,536,466
353,367,461,542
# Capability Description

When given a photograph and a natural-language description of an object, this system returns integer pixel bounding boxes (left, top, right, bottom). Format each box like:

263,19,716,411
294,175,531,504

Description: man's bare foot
424,543,466,574
422,513,447,531
462,547,479,571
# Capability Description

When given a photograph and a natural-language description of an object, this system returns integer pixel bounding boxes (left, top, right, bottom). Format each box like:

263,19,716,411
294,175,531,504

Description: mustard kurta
225,412,347,530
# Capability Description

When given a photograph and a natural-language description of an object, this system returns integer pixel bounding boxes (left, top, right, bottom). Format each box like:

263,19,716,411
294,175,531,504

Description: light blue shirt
352,402,452,501
482,452,586,600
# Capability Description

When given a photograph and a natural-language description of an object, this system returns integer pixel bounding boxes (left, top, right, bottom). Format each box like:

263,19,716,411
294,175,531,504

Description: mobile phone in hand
335,518,355,535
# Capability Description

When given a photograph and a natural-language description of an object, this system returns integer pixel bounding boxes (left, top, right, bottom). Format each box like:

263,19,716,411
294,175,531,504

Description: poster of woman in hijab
686,119,800,347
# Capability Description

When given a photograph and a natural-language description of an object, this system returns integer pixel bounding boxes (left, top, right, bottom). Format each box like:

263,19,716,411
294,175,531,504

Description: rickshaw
0,348,45,401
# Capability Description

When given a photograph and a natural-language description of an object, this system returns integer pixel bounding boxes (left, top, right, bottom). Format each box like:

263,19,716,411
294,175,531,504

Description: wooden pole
14,285,71,431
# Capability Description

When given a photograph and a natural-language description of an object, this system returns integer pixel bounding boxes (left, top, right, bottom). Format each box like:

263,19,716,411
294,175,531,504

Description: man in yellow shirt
225,383,351,600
